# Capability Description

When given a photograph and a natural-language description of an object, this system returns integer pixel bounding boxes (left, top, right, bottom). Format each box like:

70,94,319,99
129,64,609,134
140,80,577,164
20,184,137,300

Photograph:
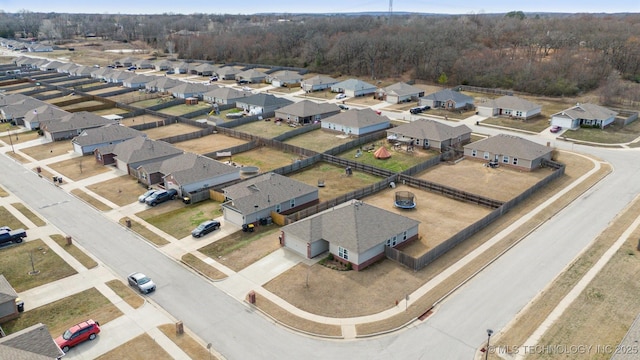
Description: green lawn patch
1,287,123,338
338,142,439,173
158,103,211,116
11,203,46,226
562,120,640,144
50,234,98,269
137,200,223,239
0,205,27,230
0,239,77,292
118,217,169,246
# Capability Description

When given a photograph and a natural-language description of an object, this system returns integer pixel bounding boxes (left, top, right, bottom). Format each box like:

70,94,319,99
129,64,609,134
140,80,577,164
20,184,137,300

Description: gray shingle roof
72,123,145,146
382,82,423,97
485,95,541,112
301,75,337,86
324,108,389,128
0,323,65,359
203,87,251,100
23,105,69,123
275,100,340,117
223,172,318,214
112,137,182,163
237,69,267,79
0,275,18,304
331,79,376,92
388,119,471,142
283,199,420,253
236,93,293,108
40,111,117,133
168,82,211,96
161,153,239,184
269,70,303,82
464,134,552,160
216,66,240,76
423,89,473,104
552,103,618,120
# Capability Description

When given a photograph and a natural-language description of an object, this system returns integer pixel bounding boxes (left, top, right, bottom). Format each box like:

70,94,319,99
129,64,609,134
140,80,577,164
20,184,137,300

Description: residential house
301,75,338,92
268,70,304,87
215,66,240,80
235,69,267,84
134,59,155,69
550,103,618,130
376,82,424,104
145,77,181,93
160,153,240,196
94,137,183,175
40,111,118,141
194,63,218,76
105,70,135,84
168,82,211,99
115,56,138,67
330,79,377,97
56,62,76,74
0,323,65,360
0,275,19,323
21,104,69,130
274,100,341,125
122,74,153,89
281,199,420,270
154,60,174,71
235,93,293,115
172,62,190,74
321,108,390,136
386,119,472,151
419,89,474,111
476,95,542,120
0,95,48,123
72,123,146,155
26,43,53,52
221,172,319,226
203,87,252,105
39,60,65,71
464,134,553,171
90,67,115,81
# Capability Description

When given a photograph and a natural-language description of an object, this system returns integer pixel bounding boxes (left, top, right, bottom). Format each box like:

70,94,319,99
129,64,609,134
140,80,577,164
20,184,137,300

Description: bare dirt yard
103,90,161,105
171,133,247,155
18,140,73,161
48,156,112,181
417,159,555,202
86,175,148,206
234,119,297,139
231,146,305,172
142,122,202,140
284,129,353,153
118,114,165,127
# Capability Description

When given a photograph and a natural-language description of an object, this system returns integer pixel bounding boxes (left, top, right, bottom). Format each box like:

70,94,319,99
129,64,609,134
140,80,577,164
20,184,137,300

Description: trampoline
394,191,416,209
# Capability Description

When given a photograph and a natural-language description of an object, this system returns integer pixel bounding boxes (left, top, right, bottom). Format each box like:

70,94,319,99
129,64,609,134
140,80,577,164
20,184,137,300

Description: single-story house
172,62,191,74
0,96,48,124
203,87,252,105
194,63,218,76
281,199,420,271
268,70,304,87
376,82,424,104
72,123,146,155
0,275,20,323
134,59,155,69
321,108,390,136
221,172,319,226
95,136,183,176
105,70,135,84
160,153,241,196
56,62,76,74
386,119,472,151
419,89,474,111
27,43,53,52
235,69,267,83
154,60,174,71
40,111,118,141
116,56,138,67
168,82,211,99
145,77,181,93
215,66,240,80
21,104,70,130
550,103,618,130
274,100,341,125
90,67,115,81
70,65,95,77
476,95,542,120
463,134,553,171
0,322,65,359
301,75,338,92
330,79,377,97
39,60,65,71
235,93,293,115
122,74,153,89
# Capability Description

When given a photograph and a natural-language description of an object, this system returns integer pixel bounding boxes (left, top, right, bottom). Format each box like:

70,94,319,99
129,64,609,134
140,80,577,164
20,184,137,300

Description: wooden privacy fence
397,174,503,209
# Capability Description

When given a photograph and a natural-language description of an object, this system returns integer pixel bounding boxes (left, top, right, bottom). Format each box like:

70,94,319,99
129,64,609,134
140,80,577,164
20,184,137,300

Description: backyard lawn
284,129,352,152
230,147,303,172
234,119,295,138
338,141,439,173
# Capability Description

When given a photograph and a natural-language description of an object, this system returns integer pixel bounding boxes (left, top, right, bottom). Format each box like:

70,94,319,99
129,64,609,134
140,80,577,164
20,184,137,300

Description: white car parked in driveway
335,93,347,99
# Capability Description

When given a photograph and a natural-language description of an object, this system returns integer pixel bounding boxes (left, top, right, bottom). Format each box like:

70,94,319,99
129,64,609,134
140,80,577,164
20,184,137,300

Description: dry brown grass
119,217,170,247
158,324,220,360
230,147,304,172
171,133,247,155
5,150,31,163
50,234,98,269
0,130,40,145
86,175,147,206
96,333,173,360
0,185,8,197
142,122,202,140
118,114,165,127
234,119,297,138
18,139,73,161
105,279,145,309
181,253,228,280
283,129,353,153
0,205,27,230
11,202,46,226
48,156,111,181
70,189,113,211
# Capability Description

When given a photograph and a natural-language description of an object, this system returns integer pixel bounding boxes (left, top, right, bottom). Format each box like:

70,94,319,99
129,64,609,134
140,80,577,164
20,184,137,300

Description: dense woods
2,11,639,101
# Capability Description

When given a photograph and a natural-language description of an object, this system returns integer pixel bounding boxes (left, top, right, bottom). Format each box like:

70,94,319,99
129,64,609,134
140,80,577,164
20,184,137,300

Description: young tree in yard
438,73,448,86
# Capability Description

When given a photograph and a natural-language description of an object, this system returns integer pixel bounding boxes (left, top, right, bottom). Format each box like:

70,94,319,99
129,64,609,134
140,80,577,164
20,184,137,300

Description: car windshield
62,329,73,340
138,277,151,285
196,224,207,230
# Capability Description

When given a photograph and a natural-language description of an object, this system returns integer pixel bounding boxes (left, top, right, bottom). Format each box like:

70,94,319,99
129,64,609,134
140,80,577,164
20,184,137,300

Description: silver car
127,272,156,294
138,189,158,203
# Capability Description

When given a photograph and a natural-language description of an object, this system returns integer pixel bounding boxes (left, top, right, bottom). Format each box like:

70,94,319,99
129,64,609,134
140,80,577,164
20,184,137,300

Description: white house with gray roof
301,75,338,92
235,69,268,83
321,108,390,136
168,82,211,99
330,79,377,97
122,74,153,89
0,275,20,323
268,70,304,87
476,95,542,120
72,123,146,155
145,77,181,93
550,103,618,130
221,172,319,226
376,82,424,104
463,134,553,171
235,93,293,114
215,66,240,80
95,137,183,175
281,199,420,270
203,87,252,105
419,89,474,111
40,111,118,141
22,104,70,130
386,119,471,151
162,153,240,196
274,100,341,125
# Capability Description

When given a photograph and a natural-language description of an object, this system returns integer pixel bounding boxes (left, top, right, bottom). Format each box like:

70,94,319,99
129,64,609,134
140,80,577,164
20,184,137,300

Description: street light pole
485,329,493,360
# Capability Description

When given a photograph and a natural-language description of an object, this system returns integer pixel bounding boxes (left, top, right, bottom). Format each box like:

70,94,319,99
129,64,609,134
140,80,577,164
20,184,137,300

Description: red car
55,319,101,353
550,125,562,133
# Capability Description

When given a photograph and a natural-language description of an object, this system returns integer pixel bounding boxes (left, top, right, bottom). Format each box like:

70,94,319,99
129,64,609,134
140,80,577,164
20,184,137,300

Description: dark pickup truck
0,228,27,245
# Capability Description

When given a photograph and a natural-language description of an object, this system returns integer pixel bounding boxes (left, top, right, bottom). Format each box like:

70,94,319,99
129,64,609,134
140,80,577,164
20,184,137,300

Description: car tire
62,346,70,353
14,238,23,243
171,195,176,200
89,333,96,340
151,202,156,207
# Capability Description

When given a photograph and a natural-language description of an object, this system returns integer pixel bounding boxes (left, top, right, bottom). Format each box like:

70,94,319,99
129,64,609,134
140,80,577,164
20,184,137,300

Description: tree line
1,11,639,102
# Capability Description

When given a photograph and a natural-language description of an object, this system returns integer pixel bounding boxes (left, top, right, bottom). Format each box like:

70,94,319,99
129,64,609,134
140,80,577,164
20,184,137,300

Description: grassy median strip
158,324,218,360
0,205,27,230
119,217,169,246
50,234,98,269
71,188,112,211
96,333,172,360
180,253,228,280
11,202,46,226
0,239,77,292
105,279,145,309
1,287,123,337
0,185,8,197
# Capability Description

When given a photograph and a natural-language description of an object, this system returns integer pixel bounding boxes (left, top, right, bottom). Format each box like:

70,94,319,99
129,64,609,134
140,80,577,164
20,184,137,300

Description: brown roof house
40,111,118,141
476,95,542,120
464,134,553,171
72,124,146,155
376,82,424,104
281,199,420,270
321,108,390,136
0,323,65,359
138,153,240,195
550,103,618,130
386,119,471,151
94,137,183,176
274,100,341,125
221,172,319,226
0,275,20,323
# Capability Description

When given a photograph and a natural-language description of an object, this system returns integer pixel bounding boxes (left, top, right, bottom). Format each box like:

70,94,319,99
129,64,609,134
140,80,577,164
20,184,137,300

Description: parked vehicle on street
128,272,156,293
409,106,423,114
0,228,27,245
192,220,221,238
145,189,178,206
138,189,159,203
55,319,101,353
338,104,349,110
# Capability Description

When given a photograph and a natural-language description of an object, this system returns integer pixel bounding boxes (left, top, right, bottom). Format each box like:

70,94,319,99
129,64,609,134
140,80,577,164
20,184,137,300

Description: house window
513,158,518,165
471,149,477,157
275,204,281,213
516,111,523,117
289,199,295,208
385,236,397,246
483,152,490,160
424,139,429,147
502,155,509,163
338,247,349,260
403,231,407,240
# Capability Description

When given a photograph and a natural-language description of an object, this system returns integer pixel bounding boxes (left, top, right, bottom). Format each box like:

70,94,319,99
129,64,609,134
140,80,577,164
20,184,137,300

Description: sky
1,0,639,15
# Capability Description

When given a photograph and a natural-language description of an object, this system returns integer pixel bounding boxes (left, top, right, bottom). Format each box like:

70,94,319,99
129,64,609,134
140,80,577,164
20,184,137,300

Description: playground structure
394,191,416,209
